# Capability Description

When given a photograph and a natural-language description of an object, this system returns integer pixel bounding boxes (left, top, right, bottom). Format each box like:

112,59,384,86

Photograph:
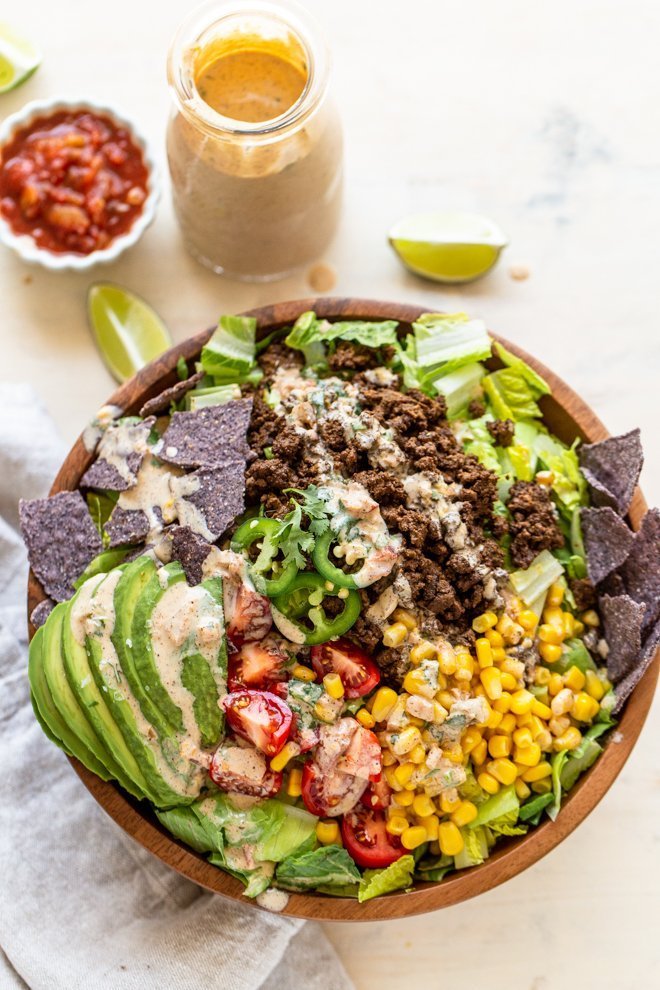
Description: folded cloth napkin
0,385,352,990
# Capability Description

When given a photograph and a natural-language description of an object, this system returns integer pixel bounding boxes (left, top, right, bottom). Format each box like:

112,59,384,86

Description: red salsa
0,110,149,255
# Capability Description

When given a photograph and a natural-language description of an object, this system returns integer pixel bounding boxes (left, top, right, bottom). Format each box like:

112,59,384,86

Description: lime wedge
389,211,508,284
88,283,172,383
0,22,41,93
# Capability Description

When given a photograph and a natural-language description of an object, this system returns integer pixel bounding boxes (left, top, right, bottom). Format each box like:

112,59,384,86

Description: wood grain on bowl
26,298,659,921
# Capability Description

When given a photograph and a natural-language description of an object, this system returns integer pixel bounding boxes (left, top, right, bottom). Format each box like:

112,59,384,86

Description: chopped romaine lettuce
156,806,218,854
560,722,611,791
469,785,519,827
357,855,415,903
208,850,273,898
275,845,361,892
518,792,554,824
256,805,317,863
494,342,550,395
185,383,242,410
482,345,550,422
534,434,587,516
200,315,262,384
454,825,491,869
553,638,596,674
509,549,565,607
413,312,492,383
434,362,486,419
285,310,399,355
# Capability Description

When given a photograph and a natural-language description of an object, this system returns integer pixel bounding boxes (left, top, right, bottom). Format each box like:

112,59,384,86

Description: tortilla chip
170,526,214,585
80,417,156,492
579,429,643,515
30,598,55,629
600,594,646,683
159,399,253,470
139,372,204,418
19,491,103,602
104,507,151,546
171,463,246,541
581,506,635,585
619,507,660,632
612,617,660,714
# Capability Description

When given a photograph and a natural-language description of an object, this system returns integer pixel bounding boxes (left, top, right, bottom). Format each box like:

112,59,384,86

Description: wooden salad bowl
27,298,659,921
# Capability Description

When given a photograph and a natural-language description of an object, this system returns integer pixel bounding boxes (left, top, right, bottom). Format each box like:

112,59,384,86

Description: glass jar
166,0,343,281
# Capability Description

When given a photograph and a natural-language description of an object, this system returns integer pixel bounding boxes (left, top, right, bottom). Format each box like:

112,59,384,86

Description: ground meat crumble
507,480,565,569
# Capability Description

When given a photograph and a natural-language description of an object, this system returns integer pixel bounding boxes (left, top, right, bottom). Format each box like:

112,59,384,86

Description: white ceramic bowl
0,98,160,271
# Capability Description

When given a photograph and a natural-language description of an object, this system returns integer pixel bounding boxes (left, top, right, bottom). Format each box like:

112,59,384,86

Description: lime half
88,283,172,384
389,211,508,284
0,22,41,93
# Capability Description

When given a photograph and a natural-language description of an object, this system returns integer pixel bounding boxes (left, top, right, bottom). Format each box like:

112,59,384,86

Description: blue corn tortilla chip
579,429,643,515
600,594,646,683
80,417,156,492
581,506,635,585
30,598,55,629
169,526,214,586
139,372,204,418
104,507,151,547
619,507,660,632
171,463,246,541
612,617,660,714
159,398,253,470
19,491,103,602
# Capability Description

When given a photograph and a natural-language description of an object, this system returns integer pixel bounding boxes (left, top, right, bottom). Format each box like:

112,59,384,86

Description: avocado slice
180,576,227,749
85,565,201,807
60,574,150,801
34,603,116,780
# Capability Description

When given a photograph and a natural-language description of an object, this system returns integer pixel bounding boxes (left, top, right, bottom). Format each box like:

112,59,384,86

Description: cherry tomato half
223,690,292,757
301,761,368,818
361,775,392,811
228,639,289,692
341,808,404,869
226,583,272,647
209,743,282,798
310,638,381,698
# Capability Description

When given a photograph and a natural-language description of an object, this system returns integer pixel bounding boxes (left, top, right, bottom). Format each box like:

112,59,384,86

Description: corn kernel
438,689,455,710
493,692,512,714
509,689,533,715
477,771,500,794
438,791,461,814
472,740,488,766
393,762,416,787
384,766,403,791
492,647,507,663
581,609,600,627
534,666,551,686
472,611,498,633
356,708,376,729
316,820,340,845
539,642,563,664
413,793,436,819
488,758,518,786
515,779,531,801
381,750,397,766
516,711,533,728
497,614,524,645
531,698,553,720
563,666,586,692
432,701,449,723
371,687,398,723
292,664,316,682
462,727,483,754
401,825,428,850
571,692,598,723
410,640,436,665
518,609,538,632
444,744,464,765
485,628,505,647
409,744,427,764
391,726,423,756
480,667,503,700
514,742,541,767
513,726,534,749
549,715,570,737
476,638,493,669
393,789,415,807
500,672,518,692
454,653,474,683
486,708,504,730
287,767,303,797
546,582,565,607
548,672,564,696
322,672,345,700
554,727,582,751
383,622,409,648
386,816,409,836
551,688,574,716
403,669,434,699
573,619,585,636
538,623,563,646
521,761,552,782
535,470,555,487
500,713,517,734
562,612,576,638
536,729,553,751
488,735,512,759
451,800,478,828
501,658,526,680
531,778,552,794
392,608,417,631
418,814,440,841
438,821,464,856
585,670,606,701
270,742,299,772
436,641,457,675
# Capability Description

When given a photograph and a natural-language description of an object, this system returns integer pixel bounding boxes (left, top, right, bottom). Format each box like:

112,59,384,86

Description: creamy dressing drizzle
82,404,123,453
170,473,216,541
94,419,152,486
118,456,180,542
256,888,289,913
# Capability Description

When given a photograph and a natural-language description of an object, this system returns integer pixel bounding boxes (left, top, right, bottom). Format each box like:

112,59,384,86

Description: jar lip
167,0,330,138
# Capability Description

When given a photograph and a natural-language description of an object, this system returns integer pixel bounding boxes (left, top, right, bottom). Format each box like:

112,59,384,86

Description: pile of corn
349,584,611,857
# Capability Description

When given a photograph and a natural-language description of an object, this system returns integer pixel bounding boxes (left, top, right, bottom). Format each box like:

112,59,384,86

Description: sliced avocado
130,562,188,735
179,576,227,749
60,574,150,801
85,566,200,807
34,603,115,780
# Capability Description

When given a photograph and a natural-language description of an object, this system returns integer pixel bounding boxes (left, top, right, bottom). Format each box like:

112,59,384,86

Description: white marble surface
2,1,659,986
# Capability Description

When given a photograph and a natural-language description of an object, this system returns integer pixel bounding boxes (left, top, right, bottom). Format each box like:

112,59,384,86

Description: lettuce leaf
519,792,554,824
256,805,317,863
413,313,492,382
434,362,486,419
201,315,262,384
357,855,415,903
454,826,491,869
275,845,361,892
548,750,570,821
494,342,551,396
156,806,219,854
552,638,596,674
193,794,285,847
559,722,610,791
482,345,550,422
469,785,519,827
509,549,565,608
534,434,587,515
208,850,273,898
285,311,399,353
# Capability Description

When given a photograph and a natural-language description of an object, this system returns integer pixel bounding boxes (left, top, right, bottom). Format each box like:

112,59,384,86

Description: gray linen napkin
0,385,351,990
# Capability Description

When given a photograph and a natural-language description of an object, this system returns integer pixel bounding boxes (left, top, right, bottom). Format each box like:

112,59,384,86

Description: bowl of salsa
0,98,160,270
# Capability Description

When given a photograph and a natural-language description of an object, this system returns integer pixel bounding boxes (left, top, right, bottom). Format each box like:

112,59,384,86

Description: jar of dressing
166,0,343,280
